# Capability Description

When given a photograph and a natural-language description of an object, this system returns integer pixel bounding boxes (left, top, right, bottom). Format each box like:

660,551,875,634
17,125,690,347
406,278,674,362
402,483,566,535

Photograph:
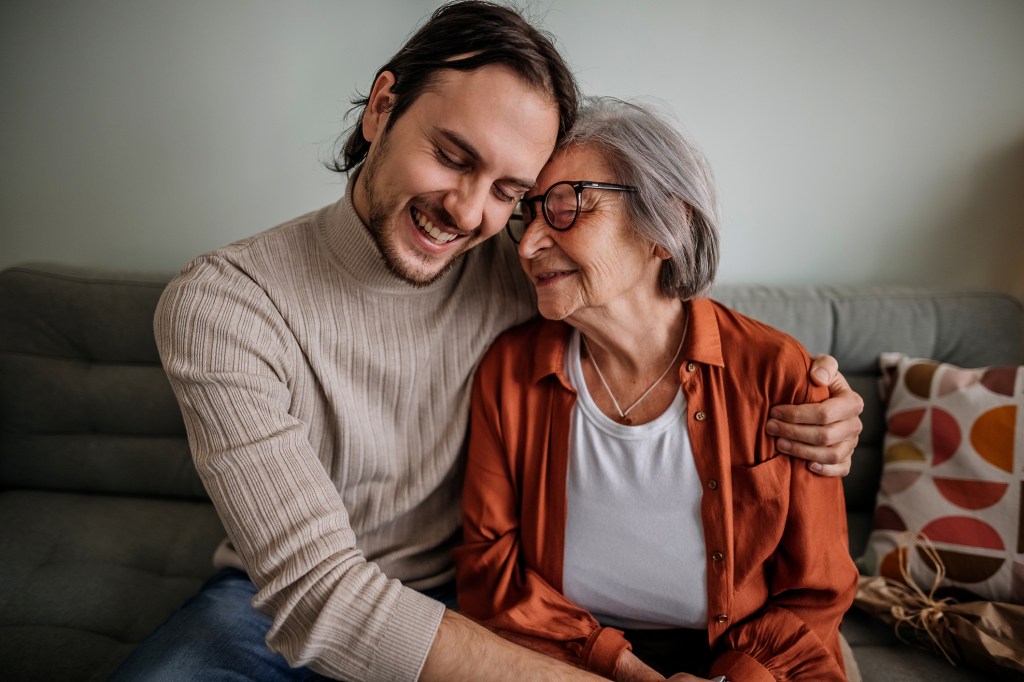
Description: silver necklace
581,315,689,425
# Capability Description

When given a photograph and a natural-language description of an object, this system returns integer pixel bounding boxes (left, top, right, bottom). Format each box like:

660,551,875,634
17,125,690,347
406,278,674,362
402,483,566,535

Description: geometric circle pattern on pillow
932,477,1008,509
881,470,923,495
884,441,926,464
931,407,960,465
888,408,926,437
971,405,1016,473
862,353,1024,604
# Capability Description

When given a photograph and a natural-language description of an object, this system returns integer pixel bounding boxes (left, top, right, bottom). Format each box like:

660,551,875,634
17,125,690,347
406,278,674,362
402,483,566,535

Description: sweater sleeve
155,257,444,682
710,343,858,682
454,347,630,680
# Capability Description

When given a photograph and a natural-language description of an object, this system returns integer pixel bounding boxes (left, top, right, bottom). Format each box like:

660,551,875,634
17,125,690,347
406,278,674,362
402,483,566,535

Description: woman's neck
571,295,686,374
571,295,688,426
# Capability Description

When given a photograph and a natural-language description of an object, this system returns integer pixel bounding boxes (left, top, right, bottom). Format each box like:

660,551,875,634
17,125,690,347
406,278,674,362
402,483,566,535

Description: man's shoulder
166,209,325,290
480,316,566,376
156,208,331,333
204,210,321,268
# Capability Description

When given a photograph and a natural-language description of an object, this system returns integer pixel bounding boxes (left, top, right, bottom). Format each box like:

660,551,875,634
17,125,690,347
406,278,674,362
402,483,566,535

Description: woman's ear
362,71,398,143
652,200,693,261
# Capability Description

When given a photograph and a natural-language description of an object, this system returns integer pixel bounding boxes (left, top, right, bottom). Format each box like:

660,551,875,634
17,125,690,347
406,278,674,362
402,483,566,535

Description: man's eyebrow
437,128,536,191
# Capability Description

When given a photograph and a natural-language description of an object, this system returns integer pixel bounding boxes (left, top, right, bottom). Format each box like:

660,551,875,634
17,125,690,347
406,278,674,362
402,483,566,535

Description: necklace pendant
581,315,689,431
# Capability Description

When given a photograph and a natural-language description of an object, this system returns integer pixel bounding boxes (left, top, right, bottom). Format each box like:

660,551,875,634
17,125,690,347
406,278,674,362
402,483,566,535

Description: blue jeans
110,568,458,681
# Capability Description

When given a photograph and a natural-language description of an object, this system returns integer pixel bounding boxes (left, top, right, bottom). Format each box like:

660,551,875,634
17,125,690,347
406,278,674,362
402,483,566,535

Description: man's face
353,65,560,286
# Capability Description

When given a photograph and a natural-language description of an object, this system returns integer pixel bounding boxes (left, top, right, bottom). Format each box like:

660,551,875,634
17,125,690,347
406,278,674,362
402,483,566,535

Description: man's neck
350,164,370,227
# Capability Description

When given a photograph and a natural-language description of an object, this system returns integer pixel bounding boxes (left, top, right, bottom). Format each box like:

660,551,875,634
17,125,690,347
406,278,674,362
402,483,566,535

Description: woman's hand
766,354,864,477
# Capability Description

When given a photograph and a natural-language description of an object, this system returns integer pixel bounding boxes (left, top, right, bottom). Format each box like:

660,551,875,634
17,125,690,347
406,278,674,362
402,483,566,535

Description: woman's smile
533,268,578,286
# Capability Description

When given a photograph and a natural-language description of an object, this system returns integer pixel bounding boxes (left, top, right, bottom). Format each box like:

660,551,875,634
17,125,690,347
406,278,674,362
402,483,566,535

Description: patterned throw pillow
861,353,1023,603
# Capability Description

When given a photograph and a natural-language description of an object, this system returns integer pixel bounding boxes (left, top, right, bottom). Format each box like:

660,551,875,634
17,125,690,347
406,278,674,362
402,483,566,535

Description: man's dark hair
329,1,578,173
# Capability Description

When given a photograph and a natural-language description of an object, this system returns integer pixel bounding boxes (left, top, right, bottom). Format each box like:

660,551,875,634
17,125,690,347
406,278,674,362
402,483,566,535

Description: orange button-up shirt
455,298,857,681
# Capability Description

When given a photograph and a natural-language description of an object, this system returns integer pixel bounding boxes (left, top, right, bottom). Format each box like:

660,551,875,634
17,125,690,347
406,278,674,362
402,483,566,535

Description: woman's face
517,146,666,322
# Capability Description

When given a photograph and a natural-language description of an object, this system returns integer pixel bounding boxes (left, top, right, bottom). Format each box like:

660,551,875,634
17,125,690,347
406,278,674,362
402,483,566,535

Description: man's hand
767,354,864,477
615,650,665,682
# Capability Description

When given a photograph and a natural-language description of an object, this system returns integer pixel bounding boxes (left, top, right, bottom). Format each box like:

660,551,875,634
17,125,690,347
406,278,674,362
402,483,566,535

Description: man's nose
444,178,489,232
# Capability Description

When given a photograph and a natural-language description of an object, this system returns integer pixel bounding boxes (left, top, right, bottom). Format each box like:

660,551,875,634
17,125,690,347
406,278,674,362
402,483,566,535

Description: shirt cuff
710,650,775,682
583,626,631,678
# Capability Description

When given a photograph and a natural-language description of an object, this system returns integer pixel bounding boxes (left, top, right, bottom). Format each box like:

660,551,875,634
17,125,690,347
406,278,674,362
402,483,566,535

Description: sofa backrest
713,285,1024,554
4,264,1022,533
0,263,206,499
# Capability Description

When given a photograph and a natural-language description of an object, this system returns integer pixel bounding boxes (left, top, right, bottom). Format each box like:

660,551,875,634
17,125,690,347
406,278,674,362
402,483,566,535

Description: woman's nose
516,214,554,259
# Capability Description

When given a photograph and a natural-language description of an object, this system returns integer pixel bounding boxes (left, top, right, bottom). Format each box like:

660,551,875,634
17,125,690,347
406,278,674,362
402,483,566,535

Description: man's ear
362,71,398,143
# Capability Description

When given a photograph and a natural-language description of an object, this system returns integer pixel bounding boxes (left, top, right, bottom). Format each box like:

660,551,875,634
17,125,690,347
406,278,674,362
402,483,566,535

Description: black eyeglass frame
506,180,637,243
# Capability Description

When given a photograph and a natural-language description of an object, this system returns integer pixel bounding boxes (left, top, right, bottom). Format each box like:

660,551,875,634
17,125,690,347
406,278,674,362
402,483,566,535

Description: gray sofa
2,262,1021,681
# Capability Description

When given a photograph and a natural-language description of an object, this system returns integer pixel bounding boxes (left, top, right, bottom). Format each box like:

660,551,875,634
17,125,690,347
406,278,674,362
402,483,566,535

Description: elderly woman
454,99,858,682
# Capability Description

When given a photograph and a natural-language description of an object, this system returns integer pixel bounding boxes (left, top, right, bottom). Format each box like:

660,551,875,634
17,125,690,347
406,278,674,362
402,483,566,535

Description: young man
112,3,863,681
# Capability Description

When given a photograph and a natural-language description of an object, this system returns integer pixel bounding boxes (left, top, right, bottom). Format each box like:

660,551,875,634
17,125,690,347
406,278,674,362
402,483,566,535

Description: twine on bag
883,533,959,666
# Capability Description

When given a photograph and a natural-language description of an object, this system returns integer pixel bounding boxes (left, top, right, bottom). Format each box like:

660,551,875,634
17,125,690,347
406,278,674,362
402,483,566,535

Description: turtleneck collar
315,169,464,296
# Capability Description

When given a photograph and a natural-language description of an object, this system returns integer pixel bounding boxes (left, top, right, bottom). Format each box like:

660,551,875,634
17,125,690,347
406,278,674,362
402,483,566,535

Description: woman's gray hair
559,97,720,299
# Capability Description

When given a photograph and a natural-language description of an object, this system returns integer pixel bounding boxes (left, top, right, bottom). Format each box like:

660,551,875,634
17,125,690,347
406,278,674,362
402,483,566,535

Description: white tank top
562,329,708,629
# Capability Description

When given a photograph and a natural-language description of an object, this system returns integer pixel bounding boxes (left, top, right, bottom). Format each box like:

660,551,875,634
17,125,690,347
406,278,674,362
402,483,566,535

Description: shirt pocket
729,455,791,588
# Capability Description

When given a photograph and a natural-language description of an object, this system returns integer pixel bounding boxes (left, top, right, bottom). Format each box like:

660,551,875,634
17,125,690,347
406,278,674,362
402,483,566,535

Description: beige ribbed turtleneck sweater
154,180,535,681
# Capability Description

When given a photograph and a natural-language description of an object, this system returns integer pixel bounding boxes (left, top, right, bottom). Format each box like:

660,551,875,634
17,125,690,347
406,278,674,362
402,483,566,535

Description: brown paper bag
855,574,1024,679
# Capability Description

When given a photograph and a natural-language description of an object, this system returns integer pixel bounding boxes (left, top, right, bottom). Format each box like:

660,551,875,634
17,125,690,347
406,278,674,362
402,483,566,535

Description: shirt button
715,614,729,624
686,362,696,372
712,551,724,562
707,479,718,490
694,410,707,421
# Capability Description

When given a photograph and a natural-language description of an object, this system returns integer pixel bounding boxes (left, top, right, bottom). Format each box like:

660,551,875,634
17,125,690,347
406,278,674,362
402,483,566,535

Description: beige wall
3,0,1023,300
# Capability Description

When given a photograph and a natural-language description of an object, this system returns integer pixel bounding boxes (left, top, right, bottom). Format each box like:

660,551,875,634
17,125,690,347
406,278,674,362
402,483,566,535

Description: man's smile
411,206,461,245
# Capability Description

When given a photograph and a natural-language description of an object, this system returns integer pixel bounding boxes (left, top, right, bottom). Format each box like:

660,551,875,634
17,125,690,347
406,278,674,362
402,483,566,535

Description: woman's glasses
506,180,637,244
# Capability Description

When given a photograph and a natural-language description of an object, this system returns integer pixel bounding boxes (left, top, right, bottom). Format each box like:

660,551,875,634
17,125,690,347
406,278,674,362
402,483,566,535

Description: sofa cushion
861,353,1023,603
0,264,205,499
0,489,224,681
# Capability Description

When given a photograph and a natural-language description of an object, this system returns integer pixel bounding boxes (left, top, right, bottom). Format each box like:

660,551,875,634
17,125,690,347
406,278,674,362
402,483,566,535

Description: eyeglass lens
516,182,578,237
542,183,580,229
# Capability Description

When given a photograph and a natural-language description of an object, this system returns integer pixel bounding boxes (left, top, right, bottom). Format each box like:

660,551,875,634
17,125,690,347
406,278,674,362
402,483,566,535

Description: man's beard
360,130,464,288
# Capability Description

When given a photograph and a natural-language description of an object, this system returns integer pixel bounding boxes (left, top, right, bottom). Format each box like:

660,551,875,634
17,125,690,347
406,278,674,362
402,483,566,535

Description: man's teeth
412,208,458,244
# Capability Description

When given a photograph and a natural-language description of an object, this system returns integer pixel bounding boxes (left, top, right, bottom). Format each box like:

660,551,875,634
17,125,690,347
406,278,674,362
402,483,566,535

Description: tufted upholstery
0,264,224,681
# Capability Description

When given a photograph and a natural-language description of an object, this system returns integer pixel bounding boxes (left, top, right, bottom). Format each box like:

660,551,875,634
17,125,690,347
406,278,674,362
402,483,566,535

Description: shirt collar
529,319,574,387
685,297,725,368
